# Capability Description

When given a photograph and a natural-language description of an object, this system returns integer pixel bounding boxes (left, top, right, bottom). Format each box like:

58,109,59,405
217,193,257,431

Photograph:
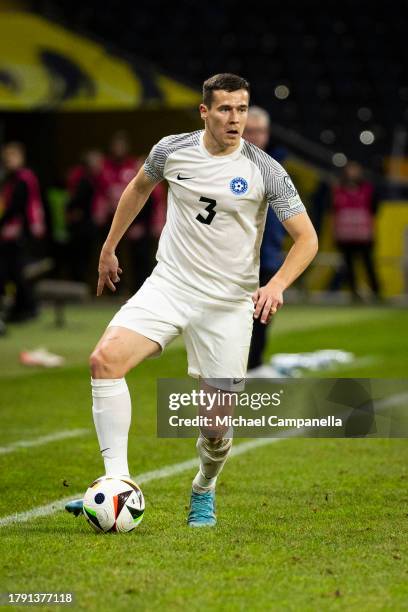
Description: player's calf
193,435,232,493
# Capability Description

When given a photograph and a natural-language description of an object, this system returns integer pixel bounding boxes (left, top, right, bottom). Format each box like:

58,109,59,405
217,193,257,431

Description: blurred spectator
126,159,167,294
102,131,139,225
0,142,45,322
310,176,348,293
66,149,105,283
244,107,286,372
101,131,167,294
332,161,380,300
64,133,167,293
98,131,137,292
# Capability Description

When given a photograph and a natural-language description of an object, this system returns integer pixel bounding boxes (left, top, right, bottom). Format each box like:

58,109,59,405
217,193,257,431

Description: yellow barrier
376,202,408,296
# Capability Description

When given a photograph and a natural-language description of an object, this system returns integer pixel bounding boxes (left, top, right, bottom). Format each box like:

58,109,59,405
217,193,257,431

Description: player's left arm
253,212,318,324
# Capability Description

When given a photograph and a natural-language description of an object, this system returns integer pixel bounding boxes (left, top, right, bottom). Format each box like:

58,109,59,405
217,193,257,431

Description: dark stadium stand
30,0,408,165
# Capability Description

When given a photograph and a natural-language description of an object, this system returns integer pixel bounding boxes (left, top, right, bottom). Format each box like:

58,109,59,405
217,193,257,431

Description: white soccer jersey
144,130,305,301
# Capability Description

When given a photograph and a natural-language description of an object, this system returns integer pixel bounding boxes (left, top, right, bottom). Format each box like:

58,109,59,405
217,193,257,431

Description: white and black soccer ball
83,477,145,533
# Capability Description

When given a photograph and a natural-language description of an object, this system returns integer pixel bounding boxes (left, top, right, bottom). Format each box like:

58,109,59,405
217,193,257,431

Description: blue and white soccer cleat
65,498,84,517
187,490,216,527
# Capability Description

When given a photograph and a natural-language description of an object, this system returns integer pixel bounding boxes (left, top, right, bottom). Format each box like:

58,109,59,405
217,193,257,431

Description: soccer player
66,73,318,527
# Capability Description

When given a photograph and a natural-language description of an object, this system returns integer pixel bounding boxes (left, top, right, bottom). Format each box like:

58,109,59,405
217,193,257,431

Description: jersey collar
199,131,244,161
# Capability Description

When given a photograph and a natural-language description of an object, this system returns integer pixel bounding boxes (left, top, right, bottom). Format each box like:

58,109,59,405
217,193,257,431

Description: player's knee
89,345,127,379
89,347,108,377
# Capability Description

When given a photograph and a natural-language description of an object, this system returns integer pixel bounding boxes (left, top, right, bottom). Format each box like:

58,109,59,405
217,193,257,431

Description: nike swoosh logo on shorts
177,173,194,180
233,378,244,384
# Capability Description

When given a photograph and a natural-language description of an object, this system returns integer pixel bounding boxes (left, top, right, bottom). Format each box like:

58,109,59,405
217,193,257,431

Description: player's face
200,89,249,150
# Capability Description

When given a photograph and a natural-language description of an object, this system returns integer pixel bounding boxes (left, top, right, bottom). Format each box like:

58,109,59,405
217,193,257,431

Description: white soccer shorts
108,267,254,382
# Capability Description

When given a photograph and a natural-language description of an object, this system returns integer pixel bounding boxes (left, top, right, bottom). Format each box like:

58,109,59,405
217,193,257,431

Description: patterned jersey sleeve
143,131,202,183
143,137,169,183
264,158,306,222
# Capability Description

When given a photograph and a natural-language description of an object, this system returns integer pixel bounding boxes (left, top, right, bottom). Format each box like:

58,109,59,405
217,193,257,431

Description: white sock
91,378,131,478
192,436,232,493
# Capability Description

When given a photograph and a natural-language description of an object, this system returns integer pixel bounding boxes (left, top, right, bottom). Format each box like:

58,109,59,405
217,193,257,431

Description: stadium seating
31,0,408,164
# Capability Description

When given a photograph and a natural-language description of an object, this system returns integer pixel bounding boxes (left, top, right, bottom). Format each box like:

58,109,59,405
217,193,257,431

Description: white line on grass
0,437,281,527
0,429,90,455
1,390,406,528
375,392,408,409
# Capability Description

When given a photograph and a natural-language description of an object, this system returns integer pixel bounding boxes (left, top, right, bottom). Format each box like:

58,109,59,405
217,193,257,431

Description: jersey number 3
196,196,216,225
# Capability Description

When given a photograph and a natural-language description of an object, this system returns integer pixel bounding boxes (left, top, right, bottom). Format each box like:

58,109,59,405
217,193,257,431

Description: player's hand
252,279,284,324
96,248,122,296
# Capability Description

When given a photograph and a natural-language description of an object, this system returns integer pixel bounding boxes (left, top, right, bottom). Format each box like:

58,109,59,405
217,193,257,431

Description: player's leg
65,328,159,516
192,378,234,493
360,243,380,297
90,326,160,478
340,243,358,298
88,273,184,480
184,299,252,526
187,379,234,527
66,272,185,517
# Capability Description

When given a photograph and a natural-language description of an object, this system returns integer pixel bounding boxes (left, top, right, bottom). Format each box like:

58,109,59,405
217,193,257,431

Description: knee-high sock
91,378,131,478
192,435,232,493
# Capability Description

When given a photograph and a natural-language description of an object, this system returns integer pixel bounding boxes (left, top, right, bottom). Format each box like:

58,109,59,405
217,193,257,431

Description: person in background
103,132,166,294
66,149,106,283
0,142,45,323
102,131,139,225
244,107,286,374
125,160,167,294
332,161,380,301
101,132,140,293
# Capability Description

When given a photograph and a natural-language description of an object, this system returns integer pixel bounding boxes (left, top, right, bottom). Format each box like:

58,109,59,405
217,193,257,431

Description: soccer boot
187,490,216,527
65,498,84,517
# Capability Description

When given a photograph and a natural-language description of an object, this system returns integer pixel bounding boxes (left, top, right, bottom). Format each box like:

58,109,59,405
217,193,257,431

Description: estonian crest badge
230,177,248,195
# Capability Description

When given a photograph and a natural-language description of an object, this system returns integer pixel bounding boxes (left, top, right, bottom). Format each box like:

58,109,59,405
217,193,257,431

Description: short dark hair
202,73,250,107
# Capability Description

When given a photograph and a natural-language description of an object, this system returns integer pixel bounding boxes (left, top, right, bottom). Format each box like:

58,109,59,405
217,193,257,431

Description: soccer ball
83,476,145,533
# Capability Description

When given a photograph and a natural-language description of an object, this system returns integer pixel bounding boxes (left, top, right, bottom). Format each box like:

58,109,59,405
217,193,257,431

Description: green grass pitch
0,303,407,610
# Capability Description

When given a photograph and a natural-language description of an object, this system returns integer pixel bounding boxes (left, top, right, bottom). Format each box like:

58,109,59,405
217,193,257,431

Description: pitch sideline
0,429,90,455
0,437,281,528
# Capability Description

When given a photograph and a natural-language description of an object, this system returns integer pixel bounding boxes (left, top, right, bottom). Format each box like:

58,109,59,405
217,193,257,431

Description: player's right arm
97,166,160,296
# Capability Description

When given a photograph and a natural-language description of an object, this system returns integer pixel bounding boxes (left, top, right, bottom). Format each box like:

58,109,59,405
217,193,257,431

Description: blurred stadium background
1,2,408,609
1,0,408,313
